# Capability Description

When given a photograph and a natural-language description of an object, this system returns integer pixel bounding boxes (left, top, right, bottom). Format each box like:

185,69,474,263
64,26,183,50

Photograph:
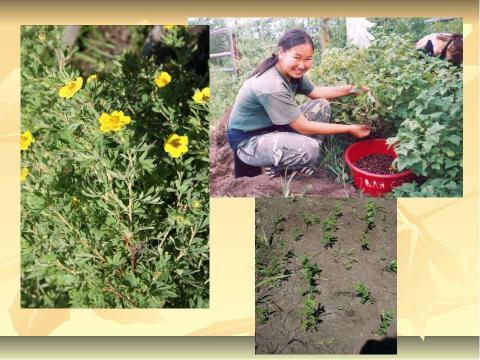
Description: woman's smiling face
277,43,314,79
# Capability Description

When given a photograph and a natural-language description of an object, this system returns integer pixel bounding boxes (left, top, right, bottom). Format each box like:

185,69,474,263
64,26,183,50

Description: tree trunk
320,18,331,53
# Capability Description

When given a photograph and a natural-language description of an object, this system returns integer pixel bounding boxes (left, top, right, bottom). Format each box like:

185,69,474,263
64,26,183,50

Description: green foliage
352,282,374,304
256,305,270,325
300,295,320,332
384,260,397,273
302,212,321,226
311,33,462,197
364,200,377,230
273,213,287,229
298,252,322,332
372,310,395,336
292,226,303,242
343,249,358,270
371,18,463,39
320,208,340,247
300,257,321,284
258,256,282,278
333,201,343,218
361,232,370,250
21,26,209,308
322,216,338,233
257,247,292,288
205,18,463,197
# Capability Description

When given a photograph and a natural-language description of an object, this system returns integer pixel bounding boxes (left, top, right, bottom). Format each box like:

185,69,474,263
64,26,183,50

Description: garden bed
209,109,357,197
255,198,397,354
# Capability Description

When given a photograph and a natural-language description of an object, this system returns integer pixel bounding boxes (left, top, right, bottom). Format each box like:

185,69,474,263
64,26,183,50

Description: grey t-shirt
228,66,315,132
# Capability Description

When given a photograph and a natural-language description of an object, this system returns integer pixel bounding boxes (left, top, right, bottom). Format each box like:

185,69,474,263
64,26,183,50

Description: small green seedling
372,310,395,336
292,226,303,242
272,213,286,232
302,212,321,226
352,282,374,304
384,260,397,273
361,232,369,250
321,231,336,247
258,256,282,277
256,305,270,325
301,257,321,282
322,216,338,233
344,249,358,270
300,284,318,296
365,200,377,229
300,295,319,332
256,227,269,248
333,202,343,218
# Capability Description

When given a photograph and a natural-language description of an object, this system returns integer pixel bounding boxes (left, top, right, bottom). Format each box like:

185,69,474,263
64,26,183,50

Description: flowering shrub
21,25,209,308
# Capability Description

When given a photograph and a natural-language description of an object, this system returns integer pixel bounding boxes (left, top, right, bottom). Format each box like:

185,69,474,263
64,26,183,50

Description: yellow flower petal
193,87,210,104
201,87,210,99
58,77,83,99
164,134,189,158
87,74,97,84
192,90,204,103
98,111,132,133
164,25,175,30
20,167,29,182
20,130,34,151
155,72,172,88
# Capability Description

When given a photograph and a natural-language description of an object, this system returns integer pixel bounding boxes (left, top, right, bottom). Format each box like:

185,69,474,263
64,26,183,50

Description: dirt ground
210,109,357,197
255,198,397,354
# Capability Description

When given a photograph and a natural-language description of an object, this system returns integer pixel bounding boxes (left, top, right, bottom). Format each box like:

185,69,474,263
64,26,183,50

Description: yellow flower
164,25,175,30
58,77,83,99
98,110,131,133
155,71,172,88
86,74,97,84
175,215,191,225
71,196,80,207
164,134,188,158
192,87,210,104
20,167,29,182
20,130,34,151
192,200,201,209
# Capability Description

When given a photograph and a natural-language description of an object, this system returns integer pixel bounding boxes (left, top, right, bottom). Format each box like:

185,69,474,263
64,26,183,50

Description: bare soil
255,198,397,354
210,109,356,197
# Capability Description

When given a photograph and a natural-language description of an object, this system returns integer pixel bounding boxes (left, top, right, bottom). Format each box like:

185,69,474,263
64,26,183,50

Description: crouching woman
227,29,371,178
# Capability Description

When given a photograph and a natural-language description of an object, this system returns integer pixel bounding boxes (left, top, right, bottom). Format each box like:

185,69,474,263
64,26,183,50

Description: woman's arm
307,85,369,100
289,113,371,138
307,85,353,99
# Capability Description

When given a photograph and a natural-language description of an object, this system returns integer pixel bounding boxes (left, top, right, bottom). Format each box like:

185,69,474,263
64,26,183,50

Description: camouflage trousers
236,99,331,173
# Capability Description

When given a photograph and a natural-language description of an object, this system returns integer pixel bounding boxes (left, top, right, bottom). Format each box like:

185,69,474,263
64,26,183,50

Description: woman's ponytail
250,53,278,78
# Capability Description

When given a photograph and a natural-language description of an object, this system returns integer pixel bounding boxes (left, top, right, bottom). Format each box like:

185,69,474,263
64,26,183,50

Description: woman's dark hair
440,34,463,67
250,29,314,78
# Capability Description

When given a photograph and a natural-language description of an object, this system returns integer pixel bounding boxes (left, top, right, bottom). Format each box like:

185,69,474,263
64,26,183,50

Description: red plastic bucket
344,139,414,197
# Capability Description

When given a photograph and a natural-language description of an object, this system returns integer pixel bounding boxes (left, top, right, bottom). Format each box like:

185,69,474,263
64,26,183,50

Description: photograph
255,197,397,354
20,25,210,308
200,17,463,198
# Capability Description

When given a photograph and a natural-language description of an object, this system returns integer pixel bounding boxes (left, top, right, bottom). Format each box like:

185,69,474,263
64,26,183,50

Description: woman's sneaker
299,166,315,176
264,166,282,178
264,166,315,178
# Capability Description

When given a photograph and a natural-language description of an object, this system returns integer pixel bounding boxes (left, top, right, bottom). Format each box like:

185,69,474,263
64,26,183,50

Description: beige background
0,0,478,338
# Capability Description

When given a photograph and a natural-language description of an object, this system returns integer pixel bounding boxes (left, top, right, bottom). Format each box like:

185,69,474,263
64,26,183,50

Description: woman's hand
349,124,371,138
358,85,370,94
349,84,370,95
